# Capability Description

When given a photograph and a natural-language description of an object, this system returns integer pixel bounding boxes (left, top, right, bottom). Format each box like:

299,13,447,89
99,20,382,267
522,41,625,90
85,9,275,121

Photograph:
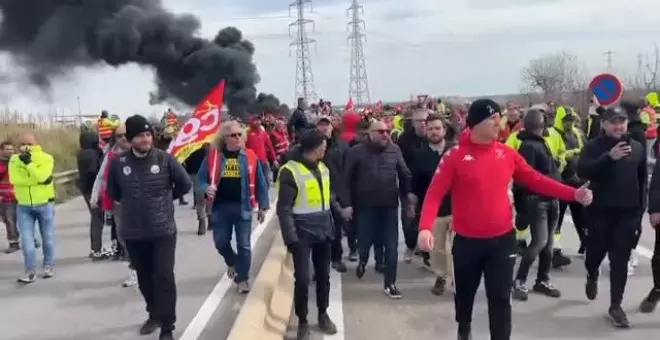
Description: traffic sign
588,73,623,106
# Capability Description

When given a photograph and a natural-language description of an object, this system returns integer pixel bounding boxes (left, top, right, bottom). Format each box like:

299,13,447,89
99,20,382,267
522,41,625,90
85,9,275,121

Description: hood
553,106,576,132
79,131,99,149
646,92,659,107
341,112,361,142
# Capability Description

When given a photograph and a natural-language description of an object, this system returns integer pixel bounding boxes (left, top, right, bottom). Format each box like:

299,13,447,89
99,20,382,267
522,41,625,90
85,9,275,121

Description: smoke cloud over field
0,0,275,116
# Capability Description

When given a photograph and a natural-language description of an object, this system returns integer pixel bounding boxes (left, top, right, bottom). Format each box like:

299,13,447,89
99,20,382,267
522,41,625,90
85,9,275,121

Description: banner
168,80,226,162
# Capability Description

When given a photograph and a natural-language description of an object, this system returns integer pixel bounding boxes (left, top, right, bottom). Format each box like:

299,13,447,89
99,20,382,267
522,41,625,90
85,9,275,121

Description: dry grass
0,113,80,172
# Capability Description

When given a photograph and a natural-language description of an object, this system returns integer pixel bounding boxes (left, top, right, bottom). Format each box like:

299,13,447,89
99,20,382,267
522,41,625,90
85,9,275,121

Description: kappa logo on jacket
462,154,474,161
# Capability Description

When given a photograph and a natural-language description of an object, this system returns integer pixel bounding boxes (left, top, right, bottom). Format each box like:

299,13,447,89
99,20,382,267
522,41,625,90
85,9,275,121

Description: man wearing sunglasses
341,120,412,299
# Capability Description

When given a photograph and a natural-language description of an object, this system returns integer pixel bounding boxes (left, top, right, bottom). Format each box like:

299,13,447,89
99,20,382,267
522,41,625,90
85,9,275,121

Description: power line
604,49,615,71
347,0,370,106
289,0,317,103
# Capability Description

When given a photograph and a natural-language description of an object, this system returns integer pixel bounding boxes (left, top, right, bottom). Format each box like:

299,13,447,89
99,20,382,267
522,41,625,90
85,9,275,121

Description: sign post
588,73,623,106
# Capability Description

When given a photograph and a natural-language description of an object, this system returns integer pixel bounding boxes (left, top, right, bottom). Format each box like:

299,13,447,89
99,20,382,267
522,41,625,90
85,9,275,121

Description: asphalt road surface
0,193,278,340
286,214,660,340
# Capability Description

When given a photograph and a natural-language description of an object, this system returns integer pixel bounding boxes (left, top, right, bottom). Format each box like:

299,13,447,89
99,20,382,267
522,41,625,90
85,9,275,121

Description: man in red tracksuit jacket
417,99,593,340
246,116,277,184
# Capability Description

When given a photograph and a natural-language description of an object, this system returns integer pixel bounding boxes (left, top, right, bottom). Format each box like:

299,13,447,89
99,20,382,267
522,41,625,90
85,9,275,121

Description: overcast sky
1,0,658,117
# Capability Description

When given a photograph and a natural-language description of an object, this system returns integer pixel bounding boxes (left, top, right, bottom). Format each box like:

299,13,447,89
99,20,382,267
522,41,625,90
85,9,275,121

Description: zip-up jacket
9,145,55,206
419,131,576,238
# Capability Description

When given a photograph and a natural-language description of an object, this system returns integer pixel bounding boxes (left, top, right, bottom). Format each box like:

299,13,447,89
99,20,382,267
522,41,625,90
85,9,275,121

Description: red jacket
341,112,361,142
419,131,576,238
100,151,119,211
0,158,15,202
246,127,276,163
270,129,290,156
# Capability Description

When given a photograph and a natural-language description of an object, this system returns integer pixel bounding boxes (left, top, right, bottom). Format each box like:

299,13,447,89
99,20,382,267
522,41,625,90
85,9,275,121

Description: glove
19,152,31,164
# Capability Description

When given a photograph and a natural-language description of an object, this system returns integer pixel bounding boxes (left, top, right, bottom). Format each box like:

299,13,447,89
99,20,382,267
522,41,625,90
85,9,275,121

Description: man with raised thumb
417,99,592,340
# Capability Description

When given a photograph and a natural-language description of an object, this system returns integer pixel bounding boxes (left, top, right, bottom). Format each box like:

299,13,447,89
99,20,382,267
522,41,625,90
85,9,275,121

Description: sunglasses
229,132,243,138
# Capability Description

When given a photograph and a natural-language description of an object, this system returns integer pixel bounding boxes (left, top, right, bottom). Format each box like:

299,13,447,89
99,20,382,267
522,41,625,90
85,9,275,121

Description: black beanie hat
466,99,501,128
125,115,152,140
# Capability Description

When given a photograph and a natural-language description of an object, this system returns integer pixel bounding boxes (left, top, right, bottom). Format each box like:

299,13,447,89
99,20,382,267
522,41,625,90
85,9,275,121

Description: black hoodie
77,131,103,196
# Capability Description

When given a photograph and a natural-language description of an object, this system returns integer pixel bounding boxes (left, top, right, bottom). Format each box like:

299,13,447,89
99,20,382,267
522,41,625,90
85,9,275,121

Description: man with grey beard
107,115,191,340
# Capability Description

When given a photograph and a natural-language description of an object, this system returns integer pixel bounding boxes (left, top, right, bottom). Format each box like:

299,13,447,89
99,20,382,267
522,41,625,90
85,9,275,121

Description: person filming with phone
577,106,647,328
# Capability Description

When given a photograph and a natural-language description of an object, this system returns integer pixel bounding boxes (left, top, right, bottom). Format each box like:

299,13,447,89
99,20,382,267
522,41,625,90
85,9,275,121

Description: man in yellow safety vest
276,129,338,340
97,110,118,143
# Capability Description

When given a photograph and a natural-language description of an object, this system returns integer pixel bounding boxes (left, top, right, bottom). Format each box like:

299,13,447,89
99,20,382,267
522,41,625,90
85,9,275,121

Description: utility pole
347,0,370,106
289,0,317,104
76,96,82,126
604,50,615,71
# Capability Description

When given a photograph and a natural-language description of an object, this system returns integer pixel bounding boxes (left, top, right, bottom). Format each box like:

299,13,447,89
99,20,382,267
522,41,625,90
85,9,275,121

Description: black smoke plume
0,0,277,117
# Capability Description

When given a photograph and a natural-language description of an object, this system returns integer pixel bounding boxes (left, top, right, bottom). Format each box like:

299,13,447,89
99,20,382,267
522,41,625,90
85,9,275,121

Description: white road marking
324,268,345,340
179,201,278,340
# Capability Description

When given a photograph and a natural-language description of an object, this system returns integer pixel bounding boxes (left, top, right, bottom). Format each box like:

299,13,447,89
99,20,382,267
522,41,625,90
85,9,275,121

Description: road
286,214,660,340
0,193,278,340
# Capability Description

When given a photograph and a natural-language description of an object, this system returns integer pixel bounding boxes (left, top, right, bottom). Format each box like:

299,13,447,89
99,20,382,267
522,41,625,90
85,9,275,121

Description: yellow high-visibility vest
279,160,330,214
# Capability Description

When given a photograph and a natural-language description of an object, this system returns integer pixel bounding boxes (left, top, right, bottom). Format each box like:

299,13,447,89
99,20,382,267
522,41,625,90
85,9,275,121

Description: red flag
168,80,225,162
345,97,355,112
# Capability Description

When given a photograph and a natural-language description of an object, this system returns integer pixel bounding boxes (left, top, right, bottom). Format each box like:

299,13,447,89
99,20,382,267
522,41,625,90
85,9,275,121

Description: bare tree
521,51,589,105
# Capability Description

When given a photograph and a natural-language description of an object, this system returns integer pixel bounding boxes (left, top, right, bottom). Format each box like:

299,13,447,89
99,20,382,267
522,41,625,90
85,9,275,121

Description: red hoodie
419,130,576,238
341,111,361,142
246,126,276,163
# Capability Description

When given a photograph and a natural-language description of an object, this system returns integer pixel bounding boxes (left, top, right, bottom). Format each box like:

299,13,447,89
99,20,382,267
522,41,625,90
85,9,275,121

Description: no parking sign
588,73,623,106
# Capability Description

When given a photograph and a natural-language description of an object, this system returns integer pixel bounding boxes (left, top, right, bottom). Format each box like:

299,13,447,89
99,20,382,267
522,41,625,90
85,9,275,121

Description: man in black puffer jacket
341,120,411,299
107,115,191,340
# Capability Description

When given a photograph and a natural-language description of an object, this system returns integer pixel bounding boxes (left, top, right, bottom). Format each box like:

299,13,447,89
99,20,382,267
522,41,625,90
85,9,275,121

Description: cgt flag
167,80,226,162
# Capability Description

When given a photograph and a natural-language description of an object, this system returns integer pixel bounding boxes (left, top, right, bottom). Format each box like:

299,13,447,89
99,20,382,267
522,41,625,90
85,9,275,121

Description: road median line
226,230,294,340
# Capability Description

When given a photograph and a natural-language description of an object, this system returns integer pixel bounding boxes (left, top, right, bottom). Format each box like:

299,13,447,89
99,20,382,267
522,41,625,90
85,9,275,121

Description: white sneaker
122,270,138,287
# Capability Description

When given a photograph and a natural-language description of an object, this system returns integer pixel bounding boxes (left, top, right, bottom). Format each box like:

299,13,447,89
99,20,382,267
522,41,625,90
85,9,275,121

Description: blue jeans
260,160,271,189
17,203,55,273
210,203,252,282
357,207,399,287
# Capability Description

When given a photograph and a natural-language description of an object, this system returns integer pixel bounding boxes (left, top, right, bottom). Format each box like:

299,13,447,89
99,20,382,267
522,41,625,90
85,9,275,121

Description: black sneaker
533,281,561,298
318,312,337,335
639,288,660,313
139,318,161,335
457,324,472,340
384,284,402,299
374,263,385,274
431,276,446,296
457,329,472,340
512,280,529,301
355,263,366,279
577,245,586,256
296,321,310,340
552,249,571,269
332,261,347,273
348,250,358,262
585,276,598,301
5,243,19,254
159,330,175,340
607,305,630,328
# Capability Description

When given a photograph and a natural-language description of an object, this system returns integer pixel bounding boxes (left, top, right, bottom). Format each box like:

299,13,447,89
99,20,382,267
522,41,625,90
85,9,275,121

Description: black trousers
330,210,344,262
453,230,516,340
516,199,558,283
125,234,177,330
653,227,660,290
557,201,587,248
290,240,332,323
513,190,528,231
585,210,641,307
